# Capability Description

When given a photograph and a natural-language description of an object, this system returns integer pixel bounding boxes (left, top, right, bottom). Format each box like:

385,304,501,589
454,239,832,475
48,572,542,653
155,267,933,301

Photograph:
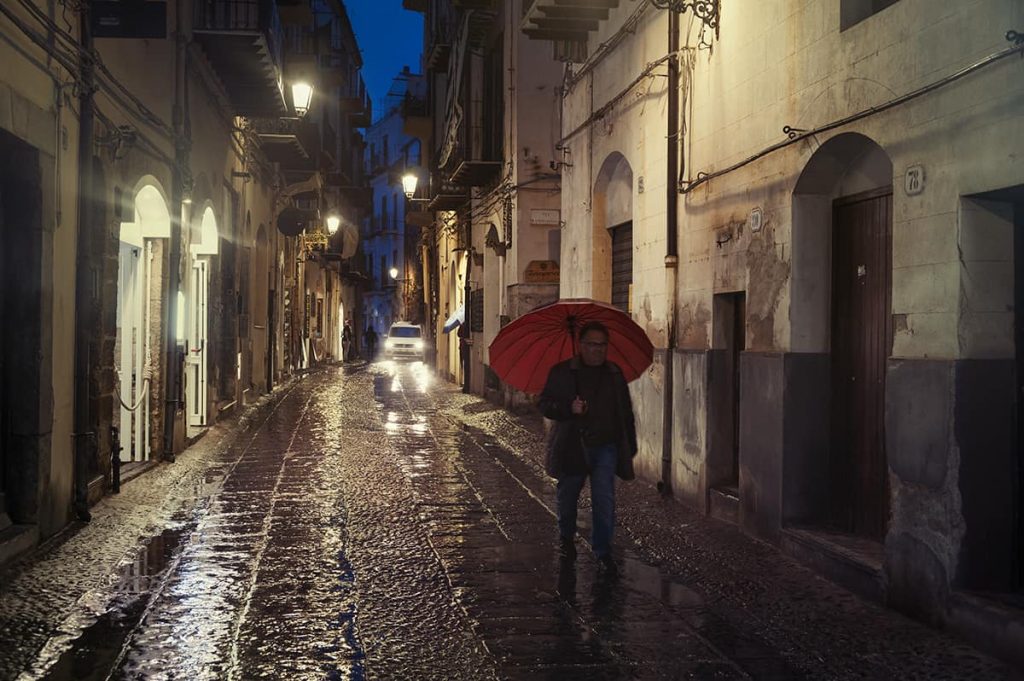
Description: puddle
38,524,193,679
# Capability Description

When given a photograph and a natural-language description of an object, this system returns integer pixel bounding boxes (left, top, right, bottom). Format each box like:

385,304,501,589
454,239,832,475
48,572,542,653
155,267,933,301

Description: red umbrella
488,298,654,394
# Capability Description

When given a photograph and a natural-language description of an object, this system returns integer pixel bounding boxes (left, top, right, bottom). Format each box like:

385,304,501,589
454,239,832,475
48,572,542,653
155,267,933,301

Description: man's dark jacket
538,357,638,480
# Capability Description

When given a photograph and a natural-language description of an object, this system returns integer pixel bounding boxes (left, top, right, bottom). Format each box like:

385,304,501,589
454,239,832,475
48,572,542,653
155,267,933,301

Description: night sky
347,0,424,122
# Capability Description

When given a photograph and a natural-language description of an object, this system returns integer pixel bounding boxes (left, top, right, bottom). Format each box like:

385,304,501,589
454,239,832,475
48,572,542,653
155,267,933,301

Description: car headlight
412,339,424,350
384,338,395,348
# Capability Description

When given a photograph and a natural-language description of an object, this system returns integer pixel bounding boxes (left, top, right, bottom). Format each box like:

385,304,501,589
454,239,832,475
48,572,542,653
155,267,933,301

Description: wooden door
730,293,746,486
187,258,209,428
831,189,893,539
1016,201,1024,590
0,182,7,527
611,221,633,312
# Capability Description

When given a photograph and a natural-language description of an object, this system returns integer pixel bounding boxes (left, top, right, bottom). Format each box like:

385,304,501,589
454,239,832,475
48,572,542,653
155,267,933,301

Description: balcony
521,0,617,43
320,119,337,165
326,176,373,211
193,0,287,117
341,75,372,127
428,171,468,211
251,117,317,169
317,51,348,87
426,37,451,73
426,11,454,72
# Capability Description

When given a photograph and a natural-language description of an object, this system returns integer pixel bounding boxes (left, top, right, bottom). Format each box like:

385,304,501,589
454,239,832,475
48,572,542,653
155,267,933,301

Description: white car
384,322,426,361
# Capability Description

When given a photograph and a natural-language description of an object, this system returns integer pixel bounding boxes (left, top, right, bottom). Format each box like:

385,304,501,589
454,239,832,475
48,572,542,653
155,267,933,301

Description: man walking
363,326,378,361
538,321,637,574
342,319,354,361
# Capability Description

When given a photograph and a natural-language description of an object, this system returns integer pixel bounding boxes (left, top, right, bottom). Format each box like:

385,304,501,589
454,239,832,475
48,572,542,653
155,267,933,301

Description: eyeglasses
581,341,608,348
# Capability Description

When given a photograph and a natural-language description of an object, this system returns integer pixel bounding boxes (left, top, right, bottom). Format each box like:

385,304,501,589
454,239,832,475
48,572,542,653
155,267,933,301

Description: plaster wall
684,0,1024,359
561,8,670,347
0,12,80,535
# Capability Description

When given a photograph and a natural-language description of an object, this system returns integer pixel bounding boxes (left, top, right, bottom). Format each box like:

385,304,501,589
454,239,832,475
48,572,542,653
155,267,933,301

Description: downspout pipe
659,9,680,496
463,222,472,394
163,0,187,462
72,1,95,520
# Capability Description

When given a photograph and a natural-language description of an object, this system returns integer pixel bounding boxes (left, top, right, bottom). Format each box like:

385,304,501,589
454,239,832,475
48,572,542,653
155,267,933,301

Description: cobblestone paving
0,362,1020,680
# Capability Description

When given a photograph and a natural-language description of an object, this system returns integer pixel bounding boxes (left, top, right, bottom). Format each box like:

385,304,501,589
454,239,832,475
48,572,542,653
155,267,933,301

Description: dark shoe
559,537,577,560
596,554,618,577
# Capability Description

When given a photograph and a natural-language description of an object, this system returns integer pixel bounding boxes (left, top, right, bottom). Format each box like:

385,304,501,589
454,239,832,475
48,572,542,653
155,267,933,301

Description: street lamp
401,173,418,199
326,213,340,235
390,266,413,321
401,171,431,203
291,81,313,117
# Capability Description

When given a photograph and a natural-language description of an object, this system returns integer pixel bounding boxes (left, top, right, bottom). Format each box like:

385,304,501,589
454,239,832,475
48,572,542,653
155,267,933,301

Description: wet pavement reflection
2,361,1017,680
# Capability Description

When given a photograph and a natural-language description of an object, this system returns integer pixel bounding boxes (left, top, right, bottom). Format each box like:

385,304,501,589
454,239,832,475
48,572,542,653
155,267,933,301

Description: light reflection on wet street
2,362,1017,680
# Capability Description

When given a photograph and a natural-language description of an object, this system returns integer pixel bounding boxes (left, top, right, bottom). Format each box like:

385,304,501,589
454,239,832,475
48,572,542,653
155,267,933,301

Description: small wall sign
905,165,925,195
749,207,763,233
530,209,560,225
523,260,560,283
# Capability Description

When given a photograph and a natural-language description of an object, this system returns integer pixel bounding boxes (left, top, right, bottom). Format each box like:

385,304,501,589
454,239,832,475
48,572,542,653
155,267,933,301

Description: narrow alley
0,364,1015,680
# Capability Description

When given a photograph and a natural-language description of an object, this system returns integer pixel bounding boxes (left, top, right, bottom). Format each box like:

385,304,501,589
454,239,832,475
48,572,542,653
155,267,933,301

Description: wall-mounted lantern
401,172,418,199
292,81,313,117
326,213,340,235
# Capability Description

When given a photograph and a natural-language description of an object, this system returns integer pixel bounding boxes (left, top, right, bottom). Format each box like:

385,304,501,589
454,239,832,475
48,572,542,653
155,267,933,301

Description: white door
117,242,151,461
187,257,209,428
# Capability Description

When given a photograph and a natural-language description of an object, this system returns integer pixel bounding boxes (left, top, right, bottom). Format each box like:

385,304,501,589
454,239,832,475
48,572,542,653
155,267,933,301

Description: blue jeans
556,443,617,558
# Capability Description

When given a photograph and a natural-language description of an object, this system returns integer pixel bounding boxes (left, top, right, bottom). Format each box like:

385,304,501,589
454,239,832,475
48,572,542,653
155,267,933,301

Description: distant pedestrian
538,321,637,575
364,326,378,360
342,319,354,361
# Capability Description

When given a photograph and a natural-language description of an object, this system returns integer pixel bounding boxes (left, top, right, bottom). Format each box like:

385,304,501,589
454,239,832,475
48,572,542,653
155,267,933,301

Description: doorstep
708,486,739,524
0,523,39,569
781,526,887,604
119,460,160,486
947,590,1024,670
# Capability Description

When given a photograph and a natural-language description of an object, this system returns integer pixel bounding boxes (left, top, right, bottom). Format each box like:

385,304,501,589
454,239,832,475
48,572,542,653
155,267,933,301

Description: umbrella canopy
489,298,654,394
443,304,465,333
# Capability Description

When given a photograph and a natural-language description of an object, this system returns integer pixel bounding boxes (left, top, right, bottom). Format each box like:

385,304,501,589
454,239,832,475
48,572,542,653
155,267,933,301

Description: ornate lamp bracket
651,0,719,31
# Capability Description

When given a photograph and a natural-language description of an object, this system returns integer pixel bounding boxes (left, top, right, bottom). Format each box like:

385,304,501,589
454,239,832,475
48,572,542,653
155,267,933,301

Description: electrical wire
557,51,679,149
565,0,654,91
13,0,174,138
681,35,1024,194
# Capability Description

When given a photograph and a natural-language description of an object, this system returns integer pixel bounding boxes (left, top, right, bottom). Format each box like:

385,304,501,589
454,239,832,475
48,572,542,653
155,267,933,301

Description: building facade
0,0,370,564
523,0,1024,664
410,0,564,393
362,68,426,337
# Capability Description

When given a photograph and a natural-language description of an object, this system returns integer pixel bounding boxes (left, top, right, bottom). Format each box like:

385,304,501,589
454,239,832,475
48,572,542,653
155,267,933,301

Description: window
383,135,389,165
841,0,899,30
389,326,421,338
392,194,398,230
380,256,386,289
610,221,633,313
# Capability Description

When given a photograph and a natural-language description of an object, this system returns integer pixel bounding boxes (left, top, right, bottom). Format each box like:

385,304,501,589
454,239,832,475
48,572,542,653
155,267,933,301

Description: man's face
579,329,609,367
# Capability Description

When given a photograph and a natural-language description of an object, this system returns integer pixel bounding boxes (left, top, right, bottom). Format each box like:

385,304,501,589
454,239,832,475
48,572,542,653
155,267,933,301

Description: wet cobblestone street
1,363,1021,680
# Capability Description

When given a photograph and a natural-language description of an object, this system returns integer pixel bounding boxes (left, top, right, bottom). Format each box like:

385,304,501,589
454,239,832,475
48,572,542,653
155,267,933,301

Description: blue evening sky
347,0,424,122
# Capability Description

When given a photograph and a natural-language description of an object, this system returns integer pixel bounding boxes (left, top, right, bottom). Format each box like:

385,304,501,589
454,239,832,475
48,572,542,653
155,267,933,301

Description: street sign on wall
91,1,167,39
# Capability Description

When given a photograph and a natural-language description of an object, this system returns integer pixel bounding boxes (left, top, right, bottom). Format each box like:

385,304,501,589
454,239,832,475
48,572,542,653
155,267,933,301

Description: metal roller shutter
611,221,633,312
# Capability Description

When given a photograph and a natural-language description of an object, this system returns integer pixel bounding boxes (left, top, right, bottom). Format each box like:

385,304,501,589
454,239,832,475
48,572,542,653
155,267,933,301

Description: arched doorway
792,132,894,540
593,153,634,311
188,206,218,431
0,130,44,526
253,224,270,392
117,182,170,464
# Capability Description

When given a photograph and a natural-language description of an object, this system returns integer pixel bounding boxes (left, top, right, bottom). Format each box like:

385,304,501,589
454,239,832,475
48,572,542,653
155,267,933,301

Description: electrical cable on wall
680,31,1024,194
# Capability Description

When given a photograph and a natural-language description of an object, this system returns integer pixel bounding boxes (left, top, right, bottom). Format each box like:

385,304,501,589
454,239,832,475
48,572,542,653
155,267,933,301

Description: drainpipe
463,222,472,394
659,10,680,496
72,1,95,520
163,0,187,462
